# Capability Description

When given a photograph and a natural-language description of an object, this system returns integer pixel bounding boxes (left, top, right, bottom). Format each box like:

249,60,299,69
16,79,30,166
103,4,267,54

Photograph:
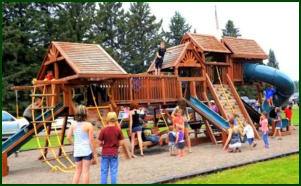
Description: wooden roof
222,37,268,59
147,43,187,72
37,41,127,80
181,33,231,53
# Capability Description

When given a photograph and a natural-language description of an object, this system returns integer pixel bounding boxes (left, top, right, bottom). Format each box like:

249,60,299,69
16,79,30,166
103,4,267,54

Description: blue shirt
168,131,176,142
266,88,276,99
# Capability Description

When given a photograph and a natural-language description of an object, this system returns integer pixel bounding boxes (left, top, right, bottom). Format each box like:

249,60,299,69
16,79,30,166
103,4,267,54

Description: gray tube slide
243,63,295,107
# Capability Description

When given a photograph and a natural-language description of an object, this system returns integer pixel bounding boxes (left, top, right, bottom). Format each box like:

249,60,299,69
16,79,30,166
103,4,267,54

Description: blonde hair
74,105,87,121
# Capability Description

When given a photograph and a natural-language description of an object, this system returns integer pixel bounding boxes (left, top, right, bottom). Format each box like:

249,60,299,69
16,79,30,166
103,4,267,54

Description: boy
98,112,124,184
265,85,276,107
175,124,185,157
45,70,54,80
154,42,167,76
243,122,257,148
272,107,282,140
167,125,177,156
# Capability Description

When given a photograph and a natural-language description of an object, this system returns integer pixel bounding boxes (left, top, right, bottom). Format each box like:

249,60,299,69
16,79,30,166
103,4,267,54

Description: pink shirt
260,118,268,133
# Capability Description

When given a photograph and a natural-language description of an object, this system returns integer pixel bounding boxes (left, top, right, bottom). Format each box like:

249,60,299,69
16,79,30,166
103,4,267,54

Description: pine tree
166,11,191,46
267,49,279,69
92,2,126,62
222,20,241,38
122,2,162,73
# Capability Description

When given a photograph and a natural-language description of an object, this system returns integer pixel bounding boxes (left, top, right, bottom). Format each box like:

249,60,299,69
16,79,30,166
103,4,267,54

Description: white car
51,116,75,130
2,111,29,140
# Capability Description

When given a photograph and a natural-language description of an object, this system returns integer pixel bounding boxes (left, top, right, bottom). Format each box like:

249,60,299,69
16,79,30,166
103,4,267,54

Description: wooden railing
112,75,178,104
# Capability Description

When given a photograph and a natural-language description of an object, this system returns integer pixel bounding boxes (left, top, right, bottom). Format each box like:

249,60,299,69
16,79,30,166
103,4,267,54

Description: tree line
2,2,282,115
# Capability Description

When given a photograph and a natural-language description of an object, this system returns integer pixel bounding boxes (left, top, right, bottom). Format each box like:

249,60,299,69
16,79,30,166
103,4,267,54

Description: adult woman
223,120,243,153
67,105,97,184
129,100,144,157
171,100,192,153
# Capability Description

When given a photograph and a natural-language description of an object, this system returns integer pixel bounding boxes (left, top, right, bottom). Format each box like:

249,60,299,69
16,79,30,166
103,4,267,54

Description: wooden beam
177,77,205,82
205,62,231,66
44,56,65,66
58,114,68,156
2,153,8,177
204,119,217,145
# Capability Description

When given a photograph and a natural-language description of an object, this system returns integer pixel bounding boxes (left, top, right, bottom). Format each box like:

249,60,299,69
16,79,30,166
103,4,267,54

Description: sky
123,2,299,81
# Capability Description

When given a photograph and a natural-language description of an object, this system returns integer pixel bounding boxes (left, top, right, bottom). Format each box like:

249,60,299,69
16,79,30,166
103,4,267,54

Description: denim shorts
247,138,254,145
132,125,142,133
74,153,93,162
276,122,282,129
177,142,185,149
184,123,189,128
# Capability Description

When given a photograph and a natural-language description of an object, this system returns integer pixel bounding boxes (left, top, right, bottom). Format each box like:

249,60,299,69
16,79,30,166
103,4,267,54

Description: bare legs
72,160,91,184
155,68,161,76
184,127,192,152
130,131,144,157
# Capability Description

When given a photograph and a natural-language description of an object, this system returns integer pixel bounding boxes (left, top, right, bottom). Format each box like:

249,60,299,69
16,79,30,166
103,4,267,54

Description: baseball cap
107,112,117,122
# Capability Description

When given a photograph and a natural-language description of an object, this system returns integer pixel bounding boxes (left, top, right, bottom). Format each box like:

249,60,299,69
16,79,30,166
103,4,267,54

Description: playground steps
213,84,246,125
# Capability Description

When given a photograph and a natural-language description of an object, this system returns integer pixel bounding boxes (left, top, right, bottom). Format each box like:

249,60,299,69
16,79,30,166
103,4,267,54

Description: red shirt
173,116,184,131
284,108,292,120
98,126,124,156
45,74,53,80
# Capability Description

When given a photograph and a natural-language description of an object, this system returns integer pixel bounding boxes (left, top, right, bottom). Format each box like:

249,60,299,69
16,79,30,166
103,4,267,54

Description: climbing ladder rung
43,153,74,162
37,145,63,150
30,94,56,97
34,134,62,138
31,106,55,110
32,121,55,124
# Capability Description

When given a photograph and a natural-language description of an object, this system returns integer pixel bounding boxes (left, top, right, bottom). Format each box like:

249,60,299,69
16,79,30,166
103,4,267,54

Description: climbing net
31,80,75,173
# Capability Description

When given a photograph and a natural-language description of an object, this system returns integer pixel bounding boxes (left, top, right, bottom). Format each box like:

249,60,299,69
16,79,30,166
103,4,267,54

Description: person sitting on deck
141,123,164,146
44,70,54,81
265,85,276,107
223,119,243,153
23,98,42,126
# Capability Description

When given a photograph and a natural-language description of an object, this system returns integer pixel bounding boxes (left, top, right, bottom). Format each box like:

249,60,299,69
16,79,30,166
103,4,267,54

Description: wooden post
190,81,197,98
204,119,217,145
129,78,133,101
58,114,68,156
2,153,8,177
161,78,166,104
256,83,263,105
146,77,150,104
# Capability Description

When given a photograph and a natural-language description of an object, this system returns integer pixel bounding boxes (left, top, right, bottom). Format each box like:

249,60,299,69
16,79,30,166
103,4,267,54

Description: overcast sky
124,2,299,81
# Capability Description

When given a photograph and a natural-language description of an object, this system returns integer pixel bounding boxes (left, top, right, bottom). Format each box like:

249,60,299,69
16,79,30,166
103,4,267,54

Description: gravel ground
3,127,299,184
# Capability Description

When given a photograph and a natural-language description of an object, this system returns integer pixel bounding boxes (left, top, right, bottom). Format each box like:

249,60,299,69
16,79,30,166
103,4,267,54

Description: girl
223,120,243,153
171,100,192,153
129,100,144,157
260,111,269,148
272,107,282,140
176,125,185,157
67,105,97,184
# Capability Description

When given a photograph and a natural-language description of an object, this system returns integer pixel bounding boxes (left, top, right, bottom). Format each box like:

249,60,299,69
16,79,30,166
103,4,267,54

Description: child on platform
272,107,282,140
167,125,177,156
154,41,167,76
260,111,269,149
243,122,257,149
176,124,185,157
45,70,54,80
265,85,276,107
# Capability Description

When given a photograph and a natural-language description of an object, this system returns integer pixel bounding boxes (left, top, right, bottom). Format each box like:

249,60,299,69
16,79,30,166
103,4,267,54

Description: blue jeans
145,135,159,144
101,156,119,184
262,132,269,148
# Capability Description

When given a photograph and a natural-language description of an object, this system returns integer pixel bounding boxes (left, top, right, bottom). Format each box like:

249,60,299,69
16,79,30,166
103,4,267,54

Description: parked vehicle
51,116,74,130
2,111,29,140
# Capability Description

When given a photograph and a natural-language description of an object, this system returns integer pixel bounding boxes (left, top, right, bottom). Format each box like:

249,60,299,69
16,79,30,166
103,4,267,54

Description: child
228,113,238,126
243,122,257,148
172,108,184,132
45,70,54,80
283,104,293,123
272,107,282,140
98,112,124,184
167,125,177,156
260,111,269,149
175,124,185,157
265,85,276,107
154,41,167,76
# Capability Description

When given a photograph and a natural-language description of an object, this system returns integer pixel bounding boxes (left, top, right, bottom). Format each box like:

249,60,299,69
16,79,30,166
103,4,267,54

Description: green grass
282,108,299,126
20,135,70,151
174,154,299,184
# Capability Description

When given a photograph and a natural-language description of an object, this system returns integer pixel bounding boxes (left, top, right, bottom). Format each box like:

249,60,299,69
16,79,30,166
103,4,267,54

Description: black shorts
74,153,93,162
155,58,163,69
177,142,185,149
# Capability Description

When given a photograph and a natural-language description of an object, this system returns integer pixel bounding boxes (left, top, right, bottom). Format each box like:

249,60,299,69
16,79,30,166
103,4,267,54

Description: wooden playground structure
3,33,294,177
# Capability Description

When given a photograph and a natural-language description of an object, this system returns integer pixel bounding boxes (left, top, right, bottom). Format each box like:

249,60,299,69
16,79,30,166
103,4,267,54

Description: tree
222,20,241,37
165,11,191,46
122,2,162,73
267,49,279,69
91,2,126,62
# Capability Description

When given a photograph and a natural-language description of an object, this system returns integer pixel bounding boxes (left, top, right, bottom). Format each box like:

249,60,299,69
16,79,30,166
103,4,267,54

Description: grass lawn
20,135,70,151
282,107,299,126
174,154,299,184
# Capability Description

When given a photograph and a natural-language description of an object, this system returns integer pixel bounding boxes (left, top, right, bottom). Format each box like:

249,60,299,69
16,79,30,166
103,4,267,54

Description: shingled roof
147,43,187,72
222,37,268,59
181,33,231,53
37,41,127,80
